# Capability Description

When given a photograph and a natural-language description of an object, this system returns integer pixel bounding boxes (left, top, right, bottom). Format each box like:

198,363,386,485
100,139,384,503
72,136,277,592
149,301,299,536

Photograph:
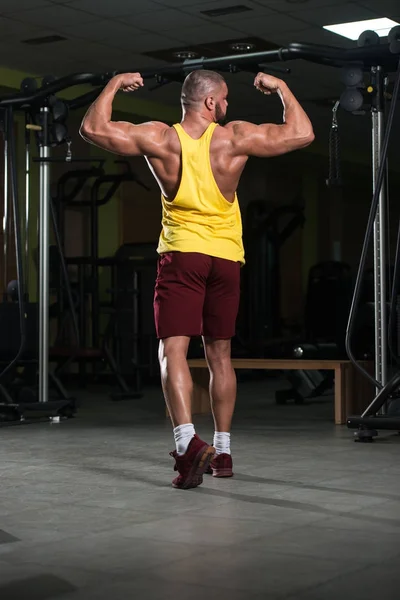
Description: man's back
155,121,245,264
145,122,247,203
80,71,314,205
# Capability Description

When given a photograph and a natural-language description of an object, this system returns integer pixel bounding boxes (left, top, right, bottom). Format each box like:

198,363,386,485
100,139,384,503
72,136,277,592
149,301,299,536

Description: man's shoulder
141,122,177,148
223,120,253,133
142,121,171,131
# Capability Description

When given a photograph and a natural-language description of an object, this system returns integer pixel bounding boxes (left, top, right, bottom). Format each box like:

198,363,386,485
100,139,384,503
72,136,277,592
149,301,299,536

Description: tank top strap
172,122,218,148
202,122,218,145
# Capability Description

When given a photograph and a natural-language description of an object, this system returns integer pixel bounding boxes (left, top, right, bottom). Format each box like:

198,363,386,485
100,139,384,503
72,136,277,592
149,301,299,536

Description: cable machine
0,27,399,428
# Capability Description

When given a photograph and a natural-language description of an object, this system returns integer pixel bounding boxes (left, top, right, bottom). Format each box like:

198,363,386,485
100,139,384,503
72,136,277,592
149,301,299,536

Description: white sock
174,423,195,455
213,432,231,455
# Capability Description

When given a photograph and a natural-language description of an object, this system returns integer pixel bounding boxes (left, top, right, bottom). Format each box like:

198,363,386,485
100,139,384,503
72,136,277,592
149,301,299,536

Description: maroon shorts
154,252,240,340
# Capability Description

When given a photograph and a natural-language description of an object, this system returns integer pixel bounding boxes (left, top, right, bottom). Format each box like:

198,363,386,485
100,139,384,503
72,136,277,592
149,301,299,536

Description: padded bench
182,358,374,425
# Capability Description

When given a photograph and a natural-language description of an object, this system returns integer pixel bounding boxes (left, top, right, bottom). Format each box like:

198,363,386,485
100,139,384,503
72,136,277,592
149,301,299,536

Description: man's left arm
80,73,167,157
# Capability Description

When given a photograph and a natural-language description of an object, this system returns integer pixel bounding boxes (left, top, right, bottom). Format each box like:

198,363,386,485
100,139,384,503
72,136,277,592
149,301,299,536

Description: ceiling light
173,50,199,59
323,17,399,41
230,42,255,52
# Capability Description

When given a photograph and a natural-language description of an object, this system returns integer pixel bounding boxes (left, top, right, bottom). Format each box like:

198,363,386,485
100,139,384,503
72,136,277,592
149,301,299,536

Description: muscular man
80,69,314,490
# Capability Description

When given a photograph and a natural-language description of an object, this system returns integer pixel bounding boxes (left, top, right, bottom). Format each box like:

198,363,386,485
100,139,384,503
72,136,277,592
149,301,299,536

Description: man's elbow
80,121,94,141
294,127,315,149
304,128,315,145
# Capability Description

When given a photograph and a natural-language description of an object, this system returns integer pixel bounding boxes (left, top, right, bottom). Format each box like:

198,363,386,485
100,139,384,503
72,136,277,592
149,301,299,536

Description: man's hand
254,72,283,95
115,73,144,93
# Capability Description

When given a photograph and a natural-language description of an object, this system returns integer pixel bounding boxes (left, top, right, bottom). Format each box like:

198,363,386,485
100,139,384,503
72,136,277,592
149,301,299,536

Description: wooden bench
182,358,374,425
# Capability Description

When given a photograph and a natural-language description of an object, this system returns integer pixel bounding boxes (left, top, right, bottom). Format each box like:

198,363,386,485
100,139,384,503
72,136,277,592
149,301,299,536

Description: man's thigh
154,252,211,339
202,257,241,339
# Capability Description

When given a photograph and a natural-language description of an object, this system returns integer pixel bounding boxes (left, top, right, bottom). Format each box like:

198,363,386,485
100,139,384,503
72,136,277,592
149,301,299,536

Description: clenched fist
116,73,144,92
254,72,282,95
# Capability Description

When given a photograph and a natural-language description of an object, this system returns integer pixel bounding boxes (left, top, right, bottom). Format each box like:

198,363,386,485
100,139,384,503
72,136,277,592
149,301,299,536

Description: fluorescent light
323,17,399,41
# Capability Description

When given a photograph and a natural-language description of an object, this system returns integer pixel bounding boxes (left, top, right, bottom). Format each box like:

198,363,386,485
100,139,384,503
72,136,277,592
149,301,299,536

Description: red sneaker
170,434,215,490
206,453,234,478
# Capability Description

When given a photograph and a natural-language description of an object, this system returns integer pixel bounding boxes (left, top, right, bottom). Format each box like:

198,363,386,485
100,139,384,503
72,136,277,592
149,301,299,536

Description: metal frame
38,106,50,405
346,56,400,436
371,67,388,392
3,116,9,298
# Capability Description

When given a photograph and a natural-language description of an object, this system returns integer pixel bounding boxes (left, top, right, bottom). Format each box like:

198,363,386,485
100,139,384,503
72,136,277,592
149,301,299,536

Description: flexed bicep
81,120,168,157
228,75,314,159
79,73,168,157
230,121,312,158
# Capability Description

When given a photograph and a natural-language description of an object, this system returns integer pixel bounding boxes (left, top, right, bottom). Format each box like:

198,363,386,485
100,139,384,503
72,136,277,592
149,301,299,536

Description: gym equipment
0,32,397,423
304,261,353,351
49,164,149,398
343,41,400,440
274,261,354,405
240,201,305,355
0,105,74,423
57,161,149,351
111,243,159,382
56,255,143,400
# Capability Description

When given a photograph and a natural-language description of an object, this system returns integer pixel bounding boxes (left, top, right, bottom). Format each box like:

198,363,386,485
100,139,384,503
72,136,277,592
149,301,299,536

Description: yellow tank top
157,122,245,264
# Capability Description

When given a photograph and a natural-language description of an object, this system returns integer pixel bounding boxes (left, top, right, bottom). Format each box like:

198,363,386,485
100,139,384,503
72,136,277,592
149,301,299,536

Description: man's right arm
229,73,314,158
80,73,168,157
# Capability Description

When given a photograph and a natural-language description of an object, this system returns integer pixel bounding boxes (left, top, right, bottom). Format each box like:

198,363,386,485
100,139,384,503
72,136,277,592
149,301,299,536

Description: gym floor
1,377,399,600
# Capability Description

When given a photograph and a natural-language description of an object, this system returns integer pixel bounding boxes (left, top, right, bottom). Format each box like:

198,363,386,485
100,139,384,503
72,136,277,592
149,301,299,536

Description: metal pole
3,129,8,296
372,66,388,392
38,106,50,403
25,124,30,297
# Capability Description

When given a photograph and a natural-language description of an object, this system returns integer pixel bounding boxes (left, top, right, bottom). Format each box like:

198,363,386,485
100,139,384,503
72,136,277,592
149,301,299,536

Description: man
80,68,314,490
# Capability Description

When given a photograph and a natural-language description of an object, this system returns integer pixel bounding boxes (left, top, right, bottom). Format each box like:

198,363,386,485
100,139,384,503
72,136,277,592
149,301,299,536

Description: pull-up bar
0,36,399,110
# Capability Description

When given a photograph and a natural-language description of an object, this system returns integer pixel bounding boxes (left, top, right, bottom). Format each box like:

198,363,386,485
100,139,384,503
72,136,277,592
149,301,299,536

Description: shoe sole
173,445,216,490
212,469,234,478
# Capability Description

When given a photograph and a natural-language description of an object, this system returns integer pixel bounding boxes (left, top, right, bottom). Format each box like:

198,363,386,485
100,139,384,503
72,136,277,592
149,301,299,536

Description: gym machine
0,98,76,422
0,28,398,428
60,161,149,351
241,201,305,355
51,163,149,398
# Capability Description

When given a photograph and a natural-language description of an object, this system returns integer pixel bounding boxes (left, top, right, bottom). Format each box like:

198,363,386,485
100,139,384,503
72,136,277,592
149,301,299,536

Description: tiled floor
1,377,400,599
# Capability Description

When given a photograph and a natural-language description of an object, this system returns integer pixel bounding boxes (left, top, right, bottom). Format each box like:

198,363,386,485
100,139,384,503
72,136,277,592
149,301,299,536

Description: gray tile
0,530,19,545
266,486,388,514
118,513,283,546
153,545,359,597
1,378,400,600
0,505,175,545
310,512,400,535
183,498,329,527
0,559,113,597
351,500,400,523
73,483,233,513
58,577,267,600
288,562,400,600
0,573,76,600
315,474,400,499
250,524,400,564
192,480,384,522
0,531,209,576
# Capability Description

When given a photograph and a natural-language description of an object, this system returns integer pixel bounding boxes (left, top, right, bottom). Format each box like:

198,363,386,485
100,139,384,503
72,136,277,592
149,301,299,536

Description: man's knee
158,336,191,364
203,338,232,371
